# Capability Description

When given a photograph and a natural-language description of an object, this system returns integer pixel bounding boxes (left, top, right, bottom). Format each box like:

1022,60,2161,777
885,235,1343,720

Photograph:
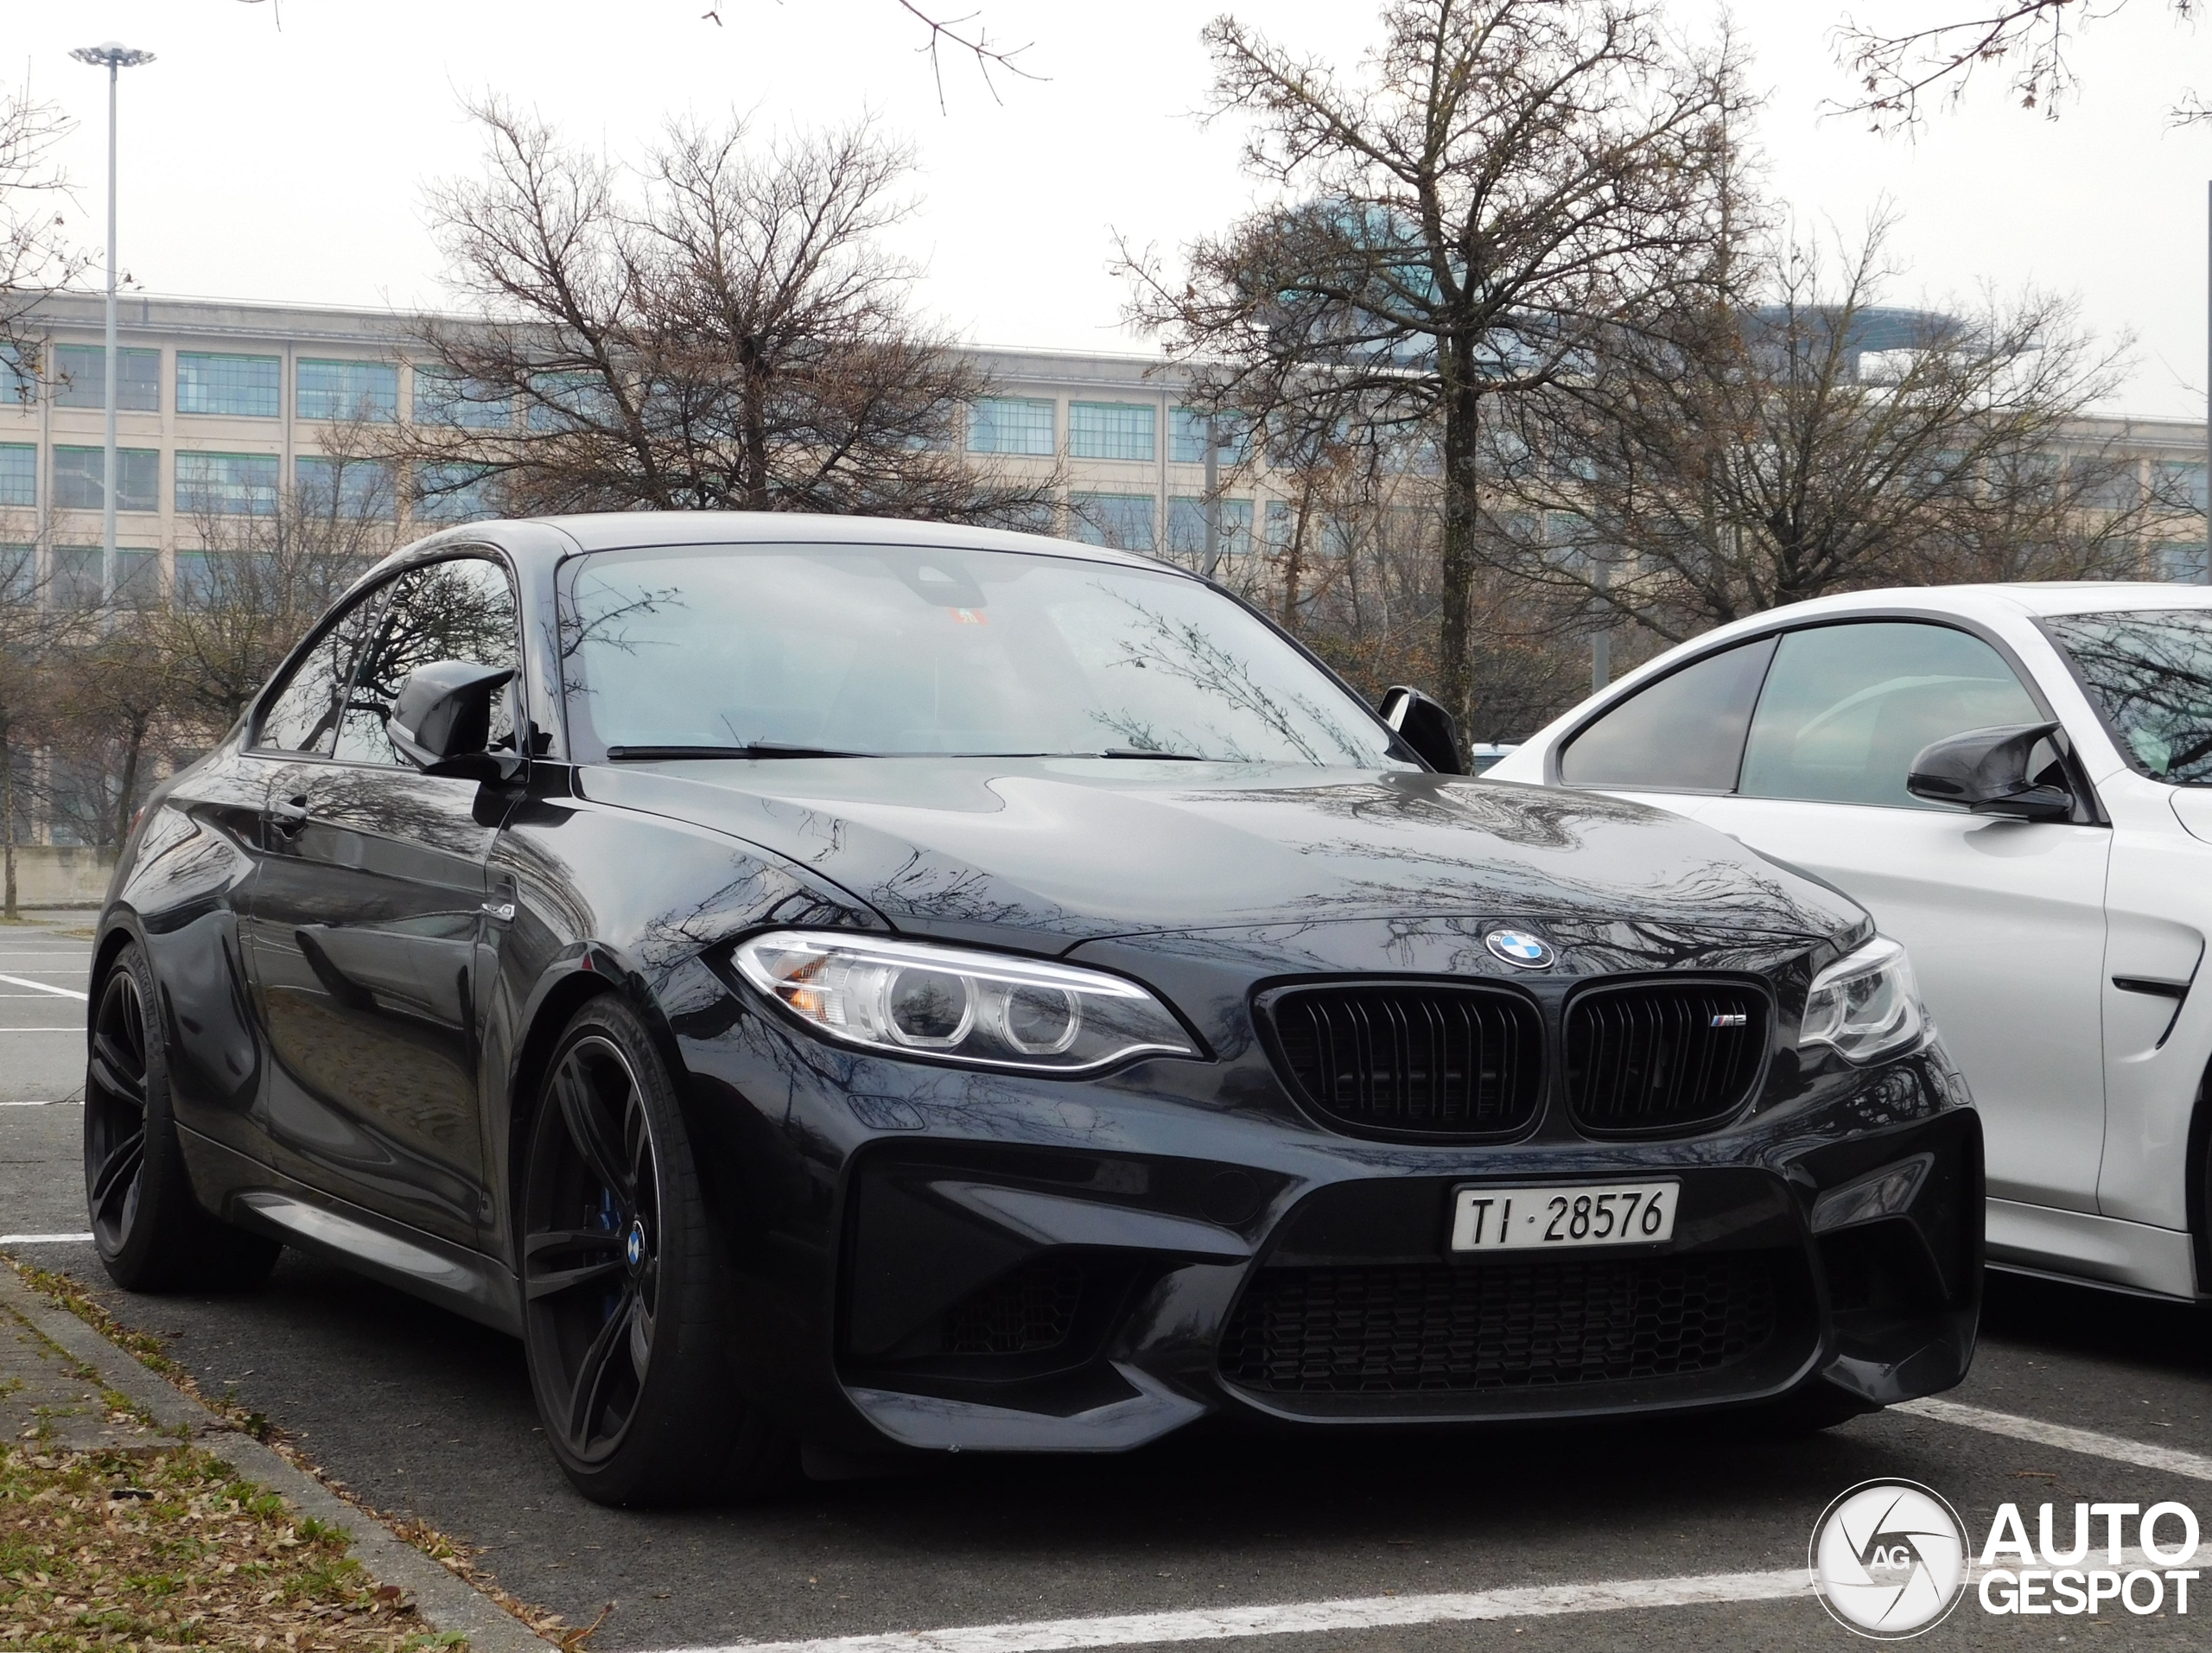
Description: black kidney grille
1219,1254,1777,1394
1268,986,1542,1139
1565,984,1767,1135
943,1260,1084,1356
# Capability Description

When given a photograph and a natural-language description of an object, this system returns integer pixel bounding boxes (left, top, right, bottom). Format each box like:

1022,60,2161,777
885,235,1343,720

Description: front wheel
518,995,792,1506
85,941,280,1292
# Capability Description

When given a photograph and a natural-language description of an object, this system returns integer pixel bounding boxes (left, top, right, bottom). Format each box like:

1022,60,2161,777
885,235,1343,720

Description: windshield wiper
1091,747,1210,761
603,743,869,761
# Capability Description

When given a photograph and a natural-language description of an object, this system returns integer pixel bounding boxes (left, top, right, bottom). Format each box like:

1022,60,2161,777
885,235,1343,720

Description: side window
253,584,391,754
1738,622,2042,809
1559,637,1777,792
334,556,521,766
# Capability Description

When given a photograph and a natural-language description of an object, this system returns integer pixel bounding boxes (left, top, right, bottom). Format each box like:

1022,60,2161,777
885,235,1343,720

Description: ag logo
1484,928,1554,969
1809,1479,1968,1638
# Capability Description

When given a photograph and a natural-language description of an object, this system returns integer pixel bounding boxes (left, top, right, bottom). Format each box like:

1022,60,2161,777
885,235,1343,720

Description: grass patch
0,1440,464,1650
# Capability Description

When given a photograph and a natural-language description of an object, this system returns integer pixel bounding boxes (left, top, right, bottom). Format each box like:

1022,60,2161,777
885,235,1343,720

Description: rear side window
1738,622,2040,809
254,583,391,753
1559,637,1776,792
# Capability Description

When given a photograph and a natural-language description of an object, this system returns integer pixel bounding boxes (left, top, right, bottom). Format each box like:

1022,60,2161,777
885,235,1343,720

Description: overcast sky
15,0,2212,417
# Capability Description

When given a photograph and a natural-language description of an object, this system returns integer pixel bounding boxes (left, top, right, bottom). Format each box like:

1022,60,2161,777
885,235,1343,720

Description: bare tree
1492,213,2179,643
1121,0,1749,740
1833,1,2209,127
157,432,405,732
389,101,1058,529
0,79,84,379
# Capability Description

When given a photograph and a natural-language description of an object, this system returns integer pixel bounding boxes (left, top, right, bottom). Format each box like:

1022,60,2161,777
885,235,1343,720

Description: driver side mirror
1378,684,1466,775
388,660,522,782
1906,721,2072,821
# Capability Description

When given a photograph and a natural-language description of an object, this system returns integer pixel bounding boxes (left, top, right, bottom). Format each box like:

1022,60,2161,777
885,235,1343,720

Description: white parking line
641,1570,1813,1653
0,1097,75,1106
0,972,86,1001
1896,1396,2212,1481
0,1233,92,1245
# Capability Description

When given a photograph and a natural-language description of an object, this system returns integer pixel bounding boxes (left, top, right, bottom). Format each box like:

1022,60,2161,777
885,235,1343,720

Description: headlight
1800,937,1926,1065
730,930,1200,1074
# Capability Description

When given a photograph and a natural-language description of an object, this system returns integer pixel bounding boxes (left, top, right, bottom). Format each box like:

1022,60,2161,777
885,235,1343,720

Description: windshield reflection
556,543,1405,767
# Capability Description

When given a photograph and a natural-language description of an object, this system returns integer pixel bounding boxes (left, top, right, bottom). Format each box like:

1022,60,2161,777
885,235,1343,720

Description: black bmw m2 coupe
86,513,1980,1504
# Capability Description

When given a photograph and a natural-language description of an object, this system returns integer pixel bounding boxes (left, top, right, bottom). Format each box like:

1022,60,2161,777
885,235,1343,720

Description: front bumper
661,952,1983,1457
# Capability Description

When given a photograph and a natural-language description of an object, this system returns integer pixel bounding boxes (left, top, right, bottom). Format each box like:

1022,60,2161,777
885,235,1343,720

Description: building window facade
412,461,495,521
1070,491,1157,551
177,353,282,418
1166,495,1253,563
54,447,160,513
53,345,162,411
413,367,514,429
966,397,1055,456
0,444,33,507
50,546,103,610
1169,407,1251,466
176,451,282,516
1070,402,1155,462
296,455,397,519
296,359,400,423
2157,460,2209,514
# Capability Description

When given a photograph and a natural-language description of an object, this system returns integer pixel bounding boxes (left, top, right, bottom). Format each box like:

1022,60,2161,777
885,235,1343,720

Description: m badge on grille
1710,1012,1748,1027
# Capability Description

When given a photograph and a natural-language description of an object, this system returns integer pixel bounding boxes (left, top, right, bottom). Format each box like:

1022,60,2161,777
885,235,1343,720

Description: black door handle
269,795,310,836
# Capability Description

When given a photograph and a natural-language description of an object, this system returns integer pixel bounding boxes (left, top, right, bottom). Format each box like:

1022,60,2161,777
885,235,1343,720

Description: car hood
578,756,1862,952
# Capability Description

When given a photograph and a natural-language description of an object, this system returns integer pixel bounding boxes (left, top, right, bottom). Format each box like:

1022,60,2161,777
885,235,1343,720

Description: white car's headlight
1800,937,1926,1065
730,930,1200,1074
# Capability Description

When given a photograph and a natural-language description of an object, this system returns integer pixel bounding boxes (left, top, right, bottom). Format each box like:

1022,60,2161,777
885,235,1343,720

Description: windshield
557,542,1403,767
2044,608,2212,783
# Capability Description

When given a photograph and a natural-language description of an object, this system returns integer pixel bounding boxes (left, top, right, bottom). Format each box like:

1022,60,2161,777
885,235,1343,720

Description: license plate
1448,1181,1679,1252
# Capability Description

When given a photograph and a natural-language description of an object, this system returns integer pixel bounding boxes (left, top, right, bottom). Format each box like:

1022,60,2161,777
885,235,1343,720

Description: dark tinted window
335,557,520,766
254,584,391,753
1739,622,2039,808
1559,637,1776,791
2044,608,2212,783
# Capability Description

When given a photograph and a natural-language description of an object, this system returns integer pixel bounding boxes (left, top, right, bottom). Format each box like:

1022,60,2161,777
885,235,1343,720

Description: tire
518,994,794,1506
85,941,282,1293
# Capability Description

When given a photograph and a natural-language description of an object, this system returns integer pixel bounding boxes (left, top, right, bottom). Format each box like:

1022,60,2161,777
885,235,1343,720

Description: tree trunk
1436,357,1482,749
741,352,771,512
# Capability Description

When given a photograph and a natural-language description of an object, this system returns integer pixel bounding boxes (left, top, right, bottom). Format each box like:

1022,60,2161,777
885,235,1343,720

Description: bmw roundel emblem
1484,928,1554,969
625,1222,646,1270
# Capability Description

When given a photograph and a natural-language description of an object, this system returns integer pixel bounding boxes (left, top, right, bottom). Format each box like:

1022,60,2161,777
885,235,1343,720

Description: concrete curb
0,1262,550,1653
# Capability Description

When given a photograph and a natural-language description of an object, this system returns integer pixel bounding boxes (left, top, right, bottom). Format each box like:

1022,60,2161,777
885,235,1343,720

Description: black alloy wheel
519,995,792,1505
85,942,280,1292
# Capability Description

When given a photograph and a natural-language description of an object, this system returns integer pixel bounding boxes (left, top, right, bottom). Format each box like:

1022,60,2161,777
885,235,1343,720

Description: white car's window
1557,636,1776,792
558,543,1402,767
2044,608,2212,783
1739,622,2040,809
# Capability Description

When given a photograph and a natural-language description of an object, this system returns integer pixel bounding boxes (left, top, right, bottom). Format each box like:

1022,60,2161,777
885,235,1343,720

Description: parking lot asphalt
4,909,2212,1651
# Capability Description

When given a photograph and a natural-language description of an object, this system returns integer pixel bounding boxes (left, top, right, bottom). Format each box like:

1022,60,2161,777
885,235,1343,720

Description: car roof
505,510,1171,571
1715,581,2212,626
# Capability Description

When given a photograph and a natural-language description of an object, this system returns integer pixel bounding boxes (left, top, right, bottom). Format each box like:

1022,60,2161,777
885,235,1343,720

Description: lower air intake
1218,1254,1778,1393
942,1259,1085,1356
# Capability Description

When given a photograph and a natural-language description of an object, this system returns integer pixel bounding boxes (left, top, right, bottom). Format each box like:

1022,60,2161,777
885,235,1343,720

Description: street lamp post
69,41,155,611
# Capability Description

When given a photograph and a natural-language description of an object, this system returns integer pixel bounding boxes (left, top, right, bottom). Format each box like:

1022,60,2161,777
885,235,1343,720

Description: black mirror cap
388,659,521,780
1378,684,1466,775
1907,720,2071,820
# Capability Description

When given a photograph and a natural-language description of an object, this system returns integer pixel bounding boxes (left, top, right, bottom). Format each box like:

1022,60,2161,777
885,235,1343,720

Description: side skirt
176,1125,523,1336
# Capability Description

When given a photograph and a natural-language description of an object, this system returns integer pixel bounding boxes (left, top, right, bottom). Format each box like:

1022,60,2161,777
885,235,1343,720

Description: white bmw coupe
1489,583,2212,1301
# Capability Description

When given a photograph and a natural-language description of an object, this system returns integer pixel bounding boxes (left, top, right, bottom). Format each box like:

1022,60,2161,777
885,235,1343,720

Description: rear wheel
85,942,280,1292
519,995,792,1506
